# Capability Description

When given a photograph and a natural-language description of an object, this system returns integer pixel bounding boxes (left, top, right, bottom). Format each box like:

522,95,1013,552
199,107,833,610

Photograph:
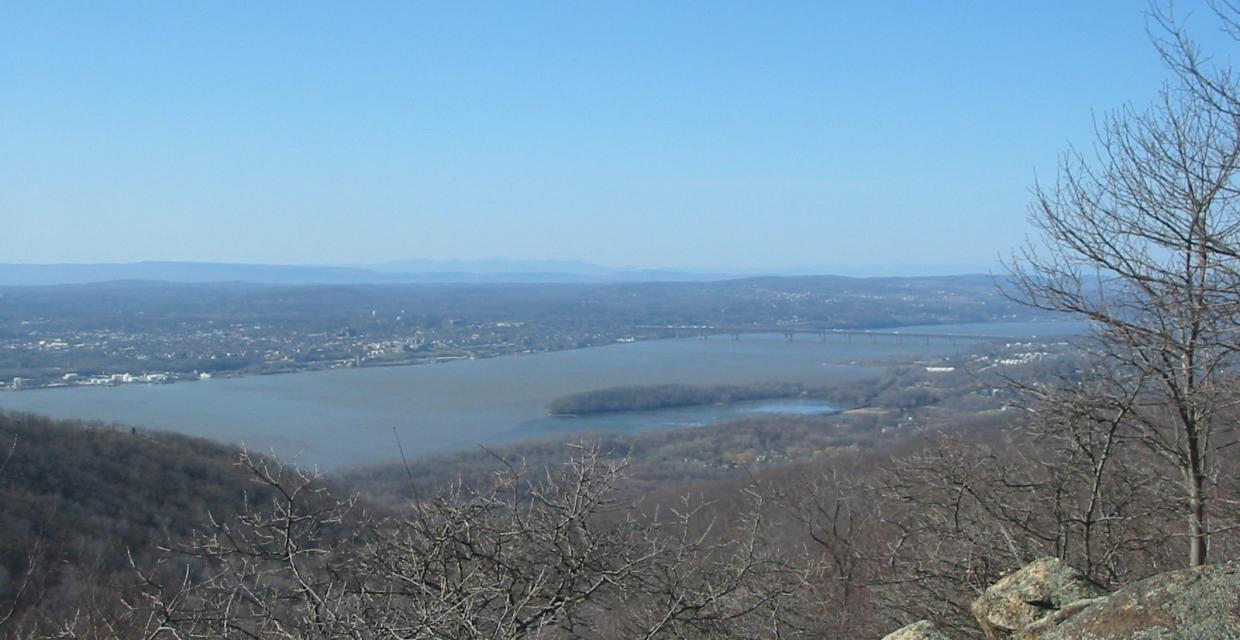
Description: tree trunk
1189,473,1207,567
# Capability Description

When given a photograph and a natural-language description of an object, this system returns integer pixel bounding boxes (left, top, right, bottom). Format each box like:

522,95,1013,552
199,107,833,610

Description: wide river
0,321,1082,470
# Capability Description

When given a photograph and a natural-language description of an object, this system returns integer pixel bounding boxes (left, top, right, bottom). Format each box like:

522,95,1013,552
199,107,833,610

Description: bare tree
781,468,869,637
67,447,821,640
1007,3,1240,566
863,421,1184,637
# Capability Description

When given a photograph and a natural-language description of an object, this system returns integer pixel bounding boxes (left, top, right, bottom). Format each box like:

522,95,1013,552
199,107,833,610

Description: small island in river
545,382,828,416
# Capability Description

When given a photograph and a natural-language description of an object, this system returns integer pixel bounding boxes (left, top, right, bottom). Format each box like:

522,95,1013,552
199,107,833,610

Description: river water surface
0,321,1082,469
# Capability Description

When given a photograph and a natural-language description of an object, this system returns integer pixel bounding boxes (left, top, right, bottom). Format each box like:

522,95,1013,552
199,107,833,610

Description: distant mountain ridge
0,261,741,286
363,258,618,275
0,260,997,287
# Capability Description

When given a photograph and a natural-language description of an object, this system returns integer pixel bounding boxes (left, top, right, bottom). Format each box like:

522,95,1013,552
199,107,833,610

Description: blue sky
1,1,1229,271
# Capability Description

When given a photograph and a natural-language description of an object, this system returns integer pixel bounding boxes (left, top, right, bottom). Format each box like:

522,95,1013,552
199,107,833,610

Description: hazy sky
2,2,1229,270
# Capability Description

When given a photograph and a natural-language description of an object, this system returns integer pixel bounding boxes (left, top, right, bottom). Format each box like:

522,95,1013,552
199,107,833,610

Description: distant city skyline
3,1,1229,270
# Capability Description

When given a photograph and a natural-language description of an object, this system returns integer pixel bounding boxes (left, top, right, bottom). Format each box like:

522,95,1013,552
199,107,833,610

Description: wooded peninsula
544,382,828,415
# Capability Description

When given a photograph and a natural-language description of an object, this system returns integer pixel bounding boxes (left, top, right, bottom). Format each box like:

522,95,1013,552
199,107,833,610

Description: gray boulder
881,620,955,640
1026,561,1240,640
971,557,1108,639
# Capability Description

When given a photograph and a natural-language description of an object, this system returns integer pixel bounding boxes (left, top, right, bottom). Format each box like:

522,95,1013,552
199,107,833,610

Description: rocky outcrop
880,559,1240,640
881,620,954,640
1025,561,1240,640
971,557,1108,639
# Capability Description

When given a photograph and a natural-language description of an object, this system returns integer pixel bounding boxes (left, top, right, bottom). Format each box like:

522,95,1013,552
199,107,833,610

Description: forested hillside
0,413,292,635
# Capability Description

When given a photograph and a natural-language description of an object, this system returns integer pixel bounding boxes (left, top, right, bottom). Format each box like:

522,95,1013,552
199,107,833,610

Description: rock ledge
881,559,1240,640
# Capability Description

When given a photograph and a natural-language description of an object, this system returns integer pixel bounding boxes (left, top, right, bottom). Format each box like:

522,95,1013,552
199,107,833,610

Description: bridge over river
637,325,1028,345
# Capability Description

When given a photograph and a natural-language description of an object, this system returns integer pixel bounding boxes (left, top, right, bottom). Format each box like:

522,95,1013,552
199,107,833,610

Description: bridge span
636,325,1026,345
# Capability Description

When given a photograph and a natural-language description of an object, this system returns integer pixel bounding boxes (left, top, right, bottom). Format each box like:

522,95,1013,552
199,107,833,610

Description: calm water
0,321,1083,470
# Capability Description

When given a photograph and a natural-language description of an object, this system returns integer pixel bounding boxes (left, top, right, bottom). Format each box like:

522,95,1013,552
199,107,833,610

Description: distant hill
365,258,618,275
0,412,286,632
0,261,740,286
0,260,999,287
